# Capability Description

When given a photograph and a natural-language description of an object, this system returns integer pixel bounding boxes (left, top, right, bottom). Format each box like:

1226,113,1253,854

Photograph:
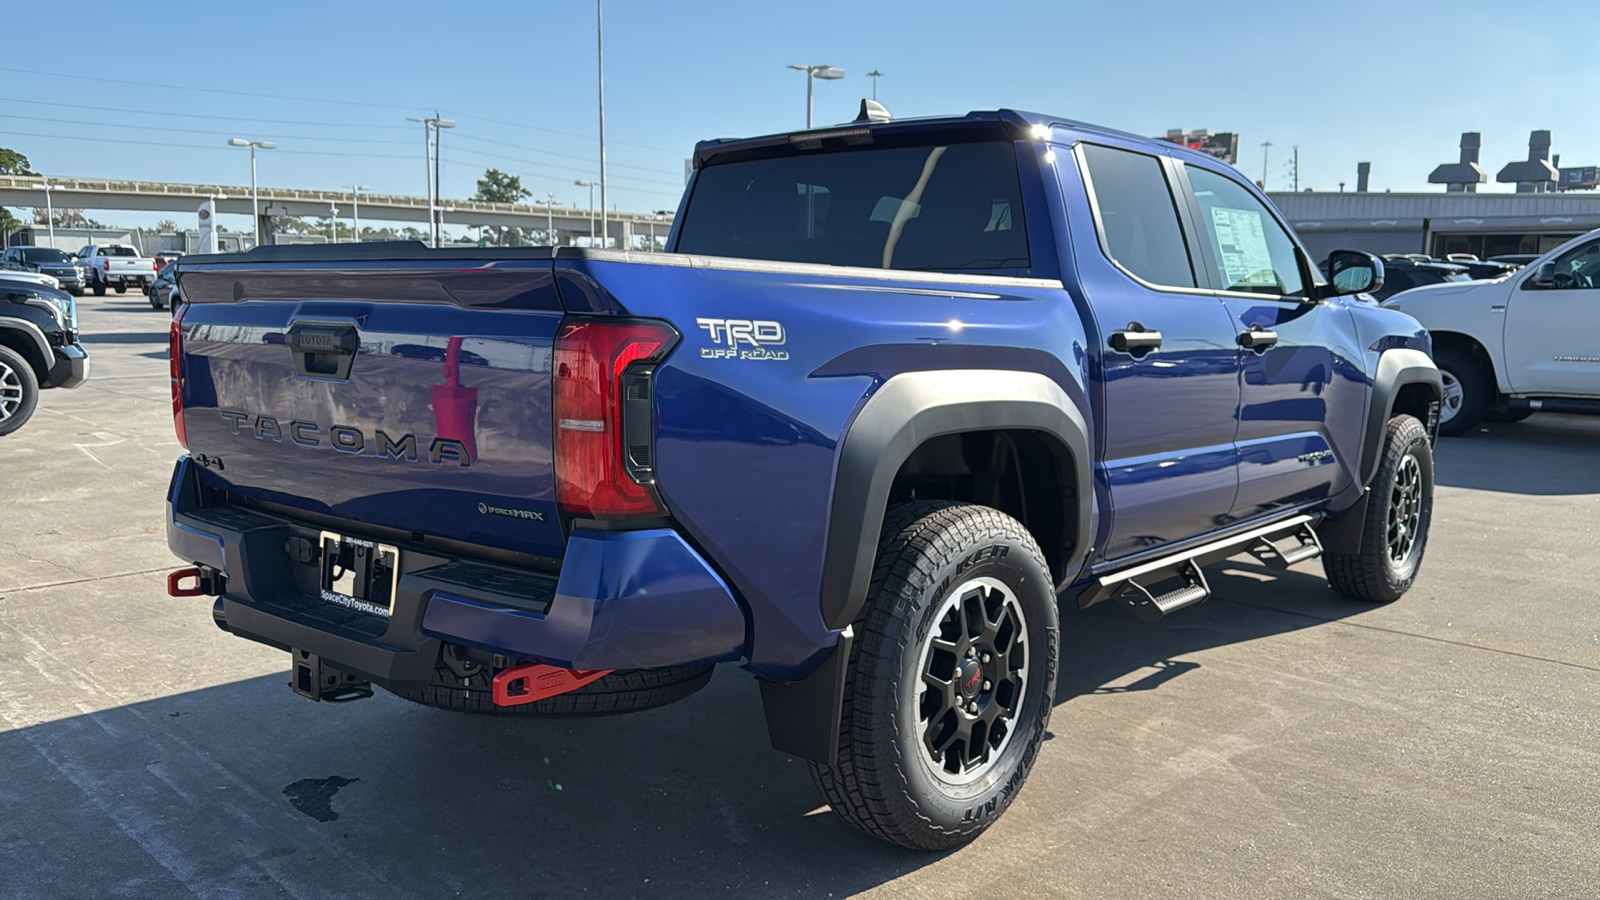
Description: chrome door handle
1239,326,1279,350
1110,324,1163,353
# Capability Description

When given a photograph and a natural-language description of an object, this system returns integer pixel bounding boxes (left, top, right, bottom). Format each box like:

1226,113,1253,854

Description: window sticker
1209,206,1278,289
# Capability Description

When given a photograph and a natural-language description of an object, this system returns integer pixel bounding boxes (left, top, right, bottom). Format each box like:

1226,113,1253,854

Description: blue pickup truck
165,107,1441,850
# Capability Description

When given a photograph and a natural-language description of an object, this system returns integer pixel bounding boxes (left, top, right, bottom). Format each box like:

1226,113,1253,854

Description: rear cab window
676,140,1030,273
99,246,138,257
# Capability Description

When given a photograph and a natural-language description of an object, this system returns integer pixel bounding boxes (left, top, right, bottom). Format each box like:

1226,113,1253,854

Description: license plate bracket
318,531,399,618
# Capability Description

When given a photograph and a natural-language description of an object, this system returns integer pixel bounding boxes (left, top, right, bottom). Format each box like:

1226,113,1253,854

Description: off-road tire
808,500,1059,851
0,345,41,437
1324,414,1433,603
390,663,714,717
1434,347,1490,436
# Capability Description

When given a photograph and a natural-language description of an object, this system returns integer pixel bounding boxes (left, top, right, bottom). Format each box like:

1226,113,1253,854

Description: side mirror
1531,263,1556,288
1322,249,1384,298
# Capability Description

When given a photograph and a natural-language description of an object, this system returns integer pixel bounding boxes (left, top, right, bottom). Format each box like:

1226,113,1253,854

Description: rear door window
1078,144,1196,288
676,141,1030,272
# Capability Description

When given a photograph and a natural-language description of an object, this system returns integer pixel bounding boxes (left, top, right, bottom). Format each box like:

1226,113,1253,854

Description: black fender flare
0,319,53,375
821,368,1092,630
1359,348,1442,486
1320,348,1442,554
762,369,1091,765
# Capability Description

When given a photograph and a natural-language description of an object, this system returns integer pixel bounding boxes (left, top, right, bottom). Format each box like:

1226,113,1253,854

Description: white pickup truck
75,243,156,296
1381,229,1600,434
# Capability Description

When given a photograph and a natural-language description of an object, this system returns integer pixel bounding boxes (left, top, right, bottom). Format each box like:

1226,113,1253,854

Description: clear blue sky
4,0,1595,235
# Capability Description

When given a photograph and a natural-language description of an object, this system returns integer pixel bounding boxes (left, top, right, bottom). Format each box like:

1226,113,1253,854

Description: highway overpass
0,175,676,246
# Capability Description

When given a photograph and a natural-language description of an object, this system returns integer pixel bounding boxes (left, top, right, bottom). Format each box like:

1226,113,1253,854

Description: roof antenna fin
854,99,891,124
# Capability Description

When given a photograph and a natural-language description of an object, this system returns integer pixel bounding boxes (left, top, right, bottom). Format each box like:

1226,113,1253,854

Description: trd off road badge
696,318,789,361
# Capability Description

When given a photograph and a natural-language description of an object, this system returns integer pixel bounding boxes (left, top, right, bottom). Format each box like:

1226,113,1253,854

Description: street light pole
31,182,56,248
228,139,276,248
786,65,845,128
346,185,370,243
597,0,608,248
432,113,455,246
407,117,434,245
867,69,883,100
575,180,596,243
546,192,556,245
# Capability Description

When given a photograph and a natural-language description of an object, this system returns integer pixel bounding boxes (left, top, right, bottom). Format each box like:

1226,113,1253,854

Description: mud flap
756,627,853,765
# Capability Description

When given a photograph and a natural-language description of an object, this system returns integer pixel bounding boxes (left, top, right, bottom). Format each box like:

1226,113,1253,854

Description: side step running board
1081,514,1320,620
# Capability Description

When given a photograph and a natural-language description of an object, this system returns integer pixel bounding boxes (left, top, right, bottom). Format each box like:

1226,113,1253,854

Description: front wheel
809,501,1059,851
1323,414,1434,602
92,280,106,297
0,345,41,437
1433,348,1491,436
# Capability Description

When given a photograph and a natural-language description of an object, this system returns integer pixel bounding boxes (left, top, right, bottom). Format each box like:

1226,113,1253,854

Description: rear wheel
1324,415,1433,603
114,283,126,294
92,278,106,297
0,346,41,437
808,501,1058,851
390,662,715,717
1433,348,1491,436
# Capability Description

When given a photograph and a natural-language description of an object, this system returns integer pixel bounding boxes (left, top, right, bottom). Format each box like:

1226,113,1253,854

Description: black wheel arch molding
819,368,1092,632
0,318,54,378
1319,348,1441,554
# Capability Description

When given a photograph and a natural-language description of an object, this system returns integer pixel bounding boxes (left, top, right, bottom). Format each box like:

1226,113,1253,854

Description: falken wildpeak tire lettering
1324,415,1434,603
808,500,1058,851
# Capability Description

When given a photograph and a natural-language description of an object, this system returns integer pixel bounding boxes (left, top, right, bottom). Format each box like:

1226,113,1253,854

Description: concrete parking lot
2,294,1597,899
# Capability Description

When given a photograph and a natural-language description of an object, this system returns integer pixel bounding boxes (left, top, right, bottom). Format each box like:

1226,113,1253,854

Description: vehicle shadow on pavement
1057,561,1366,702
1433,414,1600,495
2,562,1377,898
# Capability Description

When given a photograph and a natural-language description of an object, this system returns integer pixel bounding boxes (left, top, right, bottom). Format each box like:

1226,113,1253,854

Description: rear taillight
553,318,676,518
102,259,110,270
170,304,188,447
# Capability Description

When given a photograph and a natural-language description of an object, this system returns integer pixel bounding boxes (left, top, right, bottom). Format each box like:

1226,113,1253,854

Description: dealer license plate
318,531,399,618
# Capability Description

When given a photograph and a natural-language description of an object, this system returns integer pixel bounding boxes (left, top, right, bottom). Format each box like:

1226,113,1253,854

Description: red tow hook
167,567,204,597
492,664,613,707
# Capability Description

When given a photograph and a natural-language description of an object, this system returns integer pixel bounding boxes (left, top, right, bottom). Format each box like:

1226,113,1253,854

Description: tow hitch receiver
492,664,613,707
290,649,373,703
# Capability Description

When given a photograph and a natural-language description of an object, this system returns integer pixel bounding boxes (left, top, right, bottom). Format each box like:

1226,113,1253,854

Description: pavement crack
1,566,175,596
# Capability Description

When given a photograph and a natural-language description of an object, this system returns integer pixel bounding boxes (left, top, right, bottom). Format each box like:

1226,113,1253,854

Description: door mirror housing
1530,262,1556,289
1321,249,1384,298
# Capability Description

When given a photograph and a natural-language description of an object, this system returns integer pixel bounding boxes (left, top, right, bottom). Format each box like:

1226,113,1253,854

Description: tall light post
30,182,58,248
866,69,883,100
327,203,340,244
546,192,559,246
227,139,276,248
575,180,596,243
786,64,845,128
346,185,370,244
407,115,455,247
597,0,608,247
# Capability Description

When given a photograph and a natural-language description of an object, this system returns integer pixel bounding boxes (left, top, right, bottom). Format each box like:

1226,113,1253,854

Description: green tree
1,207,21,237
473,168,532,246
155,219,178,232
0,148,36,176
